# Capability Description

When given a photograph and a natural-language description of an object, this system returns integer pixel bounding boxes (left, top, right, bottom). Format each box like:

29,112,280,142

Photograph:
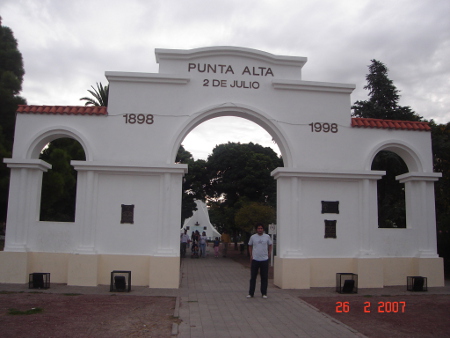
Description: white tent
182,200,221,240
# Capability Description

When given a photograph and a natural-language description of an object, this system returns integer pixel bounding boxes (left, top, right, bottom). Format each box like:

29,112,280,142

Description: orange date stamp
336,301,406,313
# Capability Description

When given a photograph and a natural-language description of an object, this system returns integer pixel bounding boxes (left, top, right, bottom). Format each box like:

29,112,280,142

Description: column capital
271,168,385,181
4,158,52,171
397,172,442,183
71,160,188,175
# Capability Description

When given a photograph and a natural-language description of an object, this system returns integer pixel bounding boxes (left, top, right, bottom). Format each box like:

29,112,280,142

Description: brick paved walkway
177,254,364,337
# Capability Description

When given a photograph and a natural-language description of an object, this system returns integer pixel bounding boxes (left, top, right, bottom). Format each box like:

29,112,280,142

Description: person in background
180,230,190,258
191,230,199,252
221,230,231,257
213,237,220,258
199,231,208,257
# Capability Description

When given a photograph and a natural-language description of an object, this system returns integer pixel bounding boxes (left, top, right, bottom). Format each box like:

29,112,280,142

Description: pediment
155,46,307,80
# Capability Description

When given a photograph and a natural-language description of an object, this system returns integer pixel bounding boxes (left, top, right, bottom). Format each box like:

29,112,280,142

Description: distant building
182,200,221,241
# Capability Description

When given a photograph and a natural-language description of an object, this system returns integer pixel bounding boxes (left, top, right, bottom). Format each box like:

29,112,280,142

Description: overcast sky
2,0,449,160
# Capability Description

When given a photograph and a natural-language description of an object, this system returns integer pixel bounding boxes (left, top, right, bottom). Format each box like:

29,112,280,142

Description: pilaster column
154,172,185,257
3,159,51,252
72,169,98,254
357,176,383,257
272,172,304,258
398,172,441,258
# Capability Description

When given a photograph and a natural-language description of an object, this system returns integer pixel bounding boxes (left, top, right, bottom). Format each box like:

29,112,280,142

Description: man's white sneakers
247,294,268,298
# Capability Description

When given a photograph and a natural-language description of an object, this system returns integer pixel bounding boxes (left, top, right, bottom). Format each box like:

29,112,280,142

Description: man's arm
268,244,272,259
248,245,253,261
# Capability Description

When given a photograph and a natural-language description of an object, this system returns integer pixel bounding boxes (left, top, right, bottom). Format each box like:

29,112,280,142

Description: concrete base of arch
0,252,443,289
273,256,444,289
0,252,29,283
0,252,181,289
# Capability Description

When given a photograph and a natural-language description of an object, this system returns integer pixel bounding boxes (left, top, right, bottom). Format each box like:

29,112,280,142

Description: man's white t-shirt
248,233,272,261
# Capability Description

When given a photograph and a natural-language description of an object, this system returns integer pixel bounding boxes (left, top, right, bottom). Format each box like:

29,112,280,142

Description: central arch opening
176,115,284,259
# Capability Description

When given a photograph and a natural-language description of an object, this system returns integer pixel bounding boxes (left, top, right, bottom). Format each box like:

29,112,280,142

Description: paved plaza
177,253,364,337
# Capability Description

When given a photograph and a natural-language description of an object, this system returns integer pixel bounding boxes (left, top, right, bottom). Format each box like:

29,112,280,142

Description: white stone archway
0,47,443,289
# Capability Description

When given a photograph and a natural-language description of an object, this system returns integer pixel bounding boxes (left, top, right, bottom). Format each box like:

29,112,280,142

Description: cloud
1,0,449,159
182,116,279,160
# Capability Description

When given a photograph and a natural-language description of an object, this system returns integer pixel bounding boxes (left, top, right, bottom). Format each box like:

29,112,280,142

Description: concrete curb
172,295,180,336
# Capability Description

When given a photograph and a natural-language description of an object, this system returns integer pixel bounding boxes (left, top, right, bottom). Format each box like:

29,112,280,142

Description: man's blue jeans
249,259,269,296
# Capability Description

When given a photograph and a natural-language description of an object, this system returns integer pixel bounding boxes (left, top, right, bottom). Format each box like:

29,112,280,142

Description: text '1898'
123,114,154,124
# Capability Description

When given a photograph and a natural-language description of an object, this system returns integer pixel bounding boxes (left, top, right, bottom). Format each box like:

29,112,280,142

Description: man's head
256,224,264,235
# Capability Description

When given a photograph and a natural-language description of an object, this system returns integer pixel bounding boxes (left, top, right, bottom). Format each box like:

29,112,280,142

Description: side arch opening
38,137,86,222
372,150,408,228
367,141,425,229
24,128,90,222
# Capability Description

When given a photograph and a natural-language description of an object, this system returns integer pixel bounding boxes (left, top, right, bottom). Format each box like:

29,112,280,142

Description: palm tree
80,82,109,106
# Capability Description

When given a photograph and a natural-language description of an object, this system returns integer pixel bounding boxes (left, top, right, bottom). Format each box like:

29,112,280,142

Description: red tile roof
351,118,430,131
16,106,430,132
16,105,107,116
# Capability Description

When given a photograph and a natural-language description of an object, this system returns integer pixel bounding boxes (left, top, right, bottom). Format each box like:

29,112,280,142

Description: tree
207,200,236,234
176,145,208,226
235,201,275,233
352,60,422,121
205,142,282,235
0,127,10,226
80,82,109,106
371,151,408,228
430,121,450,269
39,138,85,222
234,200,276,255
206,142,282,207
0,18,27,223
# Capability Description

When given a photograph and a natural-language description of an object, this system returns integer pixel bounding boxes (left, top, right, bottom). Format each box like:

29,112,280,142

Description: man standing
247,224,272,299
180,230,190,258
221,230,231,257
